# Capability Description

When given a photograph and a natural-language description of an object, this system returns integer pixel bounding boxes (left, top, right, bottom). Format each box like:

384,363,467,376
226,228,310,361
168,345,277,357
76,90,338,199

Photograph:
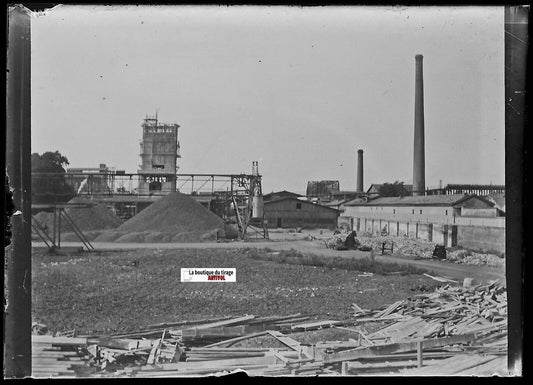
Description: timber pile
32,335,91,378
31,281,508,377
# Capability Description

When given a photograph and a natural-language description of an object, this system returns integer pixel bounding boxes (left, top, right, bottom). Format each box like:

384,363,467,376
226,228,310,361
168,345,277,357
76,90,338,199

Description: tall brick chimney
413,54,426,196
356,149,364,193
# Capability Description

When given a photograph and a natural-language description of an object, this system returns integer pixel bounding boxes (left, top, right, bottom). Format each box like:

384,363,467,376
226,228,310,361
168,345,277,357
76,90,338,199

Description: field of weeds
32,247,439,335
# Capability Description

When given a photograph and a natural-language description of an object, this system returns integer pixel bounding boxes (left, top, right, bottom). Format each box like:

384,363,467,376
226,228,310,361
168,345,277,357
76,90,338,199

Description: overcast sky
31,5,504,195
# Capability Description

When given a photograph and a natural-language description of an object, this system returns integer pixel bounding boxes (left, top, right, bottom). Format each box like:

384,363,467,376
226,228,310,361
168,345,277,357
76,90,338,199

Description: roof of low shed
263,190,303,198
264,197,340,212
345,194,492,207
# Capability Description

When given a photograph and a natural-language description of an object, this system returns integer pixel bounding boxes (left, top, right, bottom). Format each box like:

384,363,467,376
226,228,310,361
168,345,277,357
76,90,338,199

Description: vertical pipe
5,5,32,377
53,208,57,244
58,210,62,249
356,149,364,193
417,341,424,368
413,54,426,196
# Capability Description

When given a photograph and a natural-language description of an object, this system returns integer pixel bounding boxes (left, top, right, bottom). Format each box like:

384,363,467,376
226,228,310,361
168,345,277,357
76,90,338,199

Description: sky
30,5,505,195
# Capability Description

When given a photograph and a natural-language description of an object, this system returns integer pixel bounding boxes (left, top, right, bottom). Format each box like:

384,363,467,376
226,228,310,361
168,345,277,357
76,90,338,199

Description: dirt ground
32,247,443,335
33,227,505,284
31,227,505,335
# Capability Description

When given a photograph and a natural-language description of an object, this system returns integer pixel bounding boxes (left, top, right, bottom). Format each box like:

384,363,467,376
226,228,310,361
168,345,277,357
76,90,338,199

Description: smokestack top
357,149,363,154
415,54,423,61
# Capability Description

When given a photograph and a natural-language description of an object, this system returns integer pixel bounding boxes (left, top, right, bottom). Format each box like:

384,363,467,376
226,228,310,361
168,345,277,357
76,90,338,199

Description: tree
379,181,408,197
31,151,70,173
31,151,76,204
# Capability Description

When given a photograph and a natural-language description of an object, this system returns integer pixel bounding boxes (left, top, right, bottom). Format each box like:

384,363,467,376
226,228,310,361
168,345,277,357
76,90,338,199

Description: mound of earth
95,192,225,243
32,197,123,237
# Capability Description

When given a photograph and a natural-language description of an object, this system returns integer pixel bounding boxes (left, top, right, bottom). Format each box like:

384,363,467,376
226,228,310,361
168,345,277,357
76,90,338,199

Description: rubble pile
321,231,505,267
31,280,507,377
359,235,436,259
322,233,435,258
447,250,504,267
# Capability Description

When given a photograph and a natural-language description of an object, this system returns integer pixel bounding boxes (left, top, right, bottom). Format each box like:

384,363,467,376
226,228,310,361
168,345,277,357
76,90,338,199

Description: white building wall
343,205,504,228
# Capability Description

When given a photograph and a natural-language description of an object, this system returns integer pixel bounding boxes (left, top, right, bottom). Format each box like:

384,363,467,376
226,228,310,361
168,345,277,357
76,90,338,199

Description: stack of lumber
31,280,508,377
32,335,90,378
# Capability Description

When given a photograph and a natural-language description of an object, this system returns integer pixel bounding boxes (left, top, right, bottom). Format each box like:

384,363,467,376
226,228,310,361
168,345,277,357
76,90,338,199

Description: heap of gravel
32,197,123,234
95,192,225,243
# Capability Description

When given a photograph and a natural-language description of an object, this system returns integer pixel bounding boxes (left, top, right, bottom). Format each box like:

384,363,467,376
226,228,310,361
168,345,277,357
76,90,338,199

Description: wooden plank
374,300,405,319
367,316,424,340
203,331,270,348
182,324,265,338
343,351,455,361
186,353,266,361
32,336,88,345
182,314,255,330
189,347,274,353
455,355,507,376
134,364,279,377
266,331,303,352
155,354,279,370
92,336,154,351
424,304,466,316
322,333,478,363
401,354,500,376
291,320,339,331
146,315,232,329
248,313,303,324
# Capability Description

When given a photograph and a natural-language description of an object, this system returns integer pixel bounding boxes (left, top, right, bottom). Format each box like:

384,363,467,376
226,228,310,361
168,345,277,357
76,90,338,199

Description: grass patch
251,248,430,276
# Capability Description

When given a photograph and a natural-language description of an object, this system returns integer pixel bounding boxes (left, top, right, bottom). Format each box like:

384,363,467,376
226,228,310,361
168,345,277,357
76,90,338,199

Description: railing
32,172,260,197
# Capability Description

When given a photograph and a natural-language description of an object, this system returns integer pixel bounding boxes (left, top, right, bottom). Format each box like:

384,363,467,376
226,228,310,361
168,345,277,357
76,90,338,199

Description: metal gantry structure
31,163,268,240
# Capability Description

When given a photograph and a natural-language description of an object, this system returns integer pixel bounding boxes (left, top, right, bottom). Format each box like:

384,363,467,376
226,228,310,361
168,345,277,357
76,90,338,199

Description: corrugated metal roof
345,194,480,207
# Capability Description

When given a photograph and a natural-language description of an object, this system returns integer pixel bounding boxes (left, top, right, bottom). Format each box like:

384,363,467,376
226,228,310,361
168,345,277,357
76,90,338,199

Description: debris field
31,279,507,377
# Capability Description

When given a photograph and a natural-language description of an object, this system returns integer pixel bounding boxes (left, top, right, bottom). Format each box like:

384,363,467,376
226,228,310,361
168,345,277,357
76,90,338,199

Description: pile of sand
32,197,123,241
95,192,225,243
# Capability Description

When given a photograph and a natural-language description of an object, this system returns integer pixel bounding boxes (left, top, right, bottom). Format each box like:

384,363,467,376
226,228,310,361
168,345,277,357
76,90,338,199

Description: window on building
393,209,396,214
412,209,415,214
420,210,423,214
296,203,302,210
445,210,448,215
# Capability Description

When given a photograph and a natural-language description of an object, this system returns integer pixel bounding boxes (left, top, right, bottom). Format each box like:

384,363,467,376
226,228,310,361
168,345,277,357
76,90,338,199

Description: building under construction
137,114,181,195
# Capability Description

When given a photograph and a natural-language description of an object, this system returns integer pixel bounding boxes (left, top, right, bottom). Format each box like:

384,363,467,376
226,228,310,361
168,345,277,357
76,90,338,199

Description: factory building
344,194,501,225
342,194,504,254
263,197,340,229
138,114,181,195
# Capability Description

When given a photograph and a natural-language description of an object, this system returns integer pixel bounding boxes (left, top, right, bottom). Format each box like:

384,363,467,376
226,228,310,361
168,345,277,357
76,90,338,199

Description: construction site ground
30,227,508,377
32,228,506,286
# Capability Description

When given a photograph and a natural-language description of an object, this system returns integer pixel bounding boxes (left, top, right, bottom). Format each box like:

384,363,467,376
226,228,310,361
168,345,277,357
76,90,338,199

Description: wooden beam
322,333,478,363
